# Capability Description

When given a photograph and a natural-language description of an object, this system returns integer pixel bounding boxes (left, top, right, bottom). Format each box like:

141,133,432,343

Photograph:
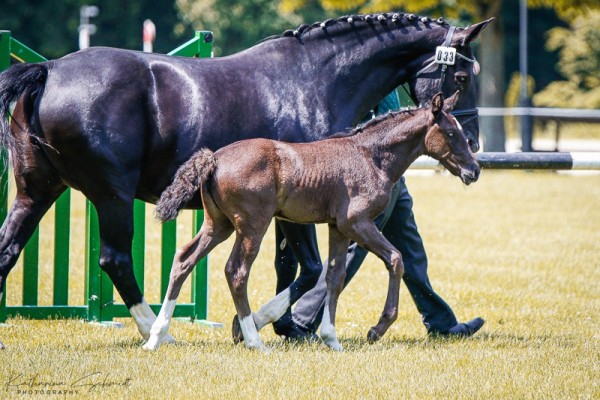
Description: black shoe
274,321,319,342
432,317,485,337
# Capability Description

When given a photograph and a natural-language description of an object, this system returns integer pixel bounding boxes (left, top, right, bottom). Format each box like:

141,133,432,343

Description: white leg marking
320,296,343,351
254,288,291,331
130,298,175,343
142,300,177,351
239,314,268,352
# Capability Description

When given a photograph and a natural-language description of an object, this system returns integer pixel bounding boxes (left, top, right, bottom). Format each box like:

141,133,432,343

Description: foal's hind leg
143,214,233,351
340,220,404,342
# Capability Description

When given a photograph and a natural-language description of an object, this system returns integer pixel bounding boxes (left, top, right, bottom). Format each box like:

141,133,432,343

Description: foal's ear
431,92,443,116
452,18,494,46
443,91,460,112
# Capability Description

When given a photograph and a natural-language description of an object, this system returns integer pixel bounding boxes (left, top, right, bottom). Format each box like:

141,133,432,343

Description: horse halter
409,26,479,126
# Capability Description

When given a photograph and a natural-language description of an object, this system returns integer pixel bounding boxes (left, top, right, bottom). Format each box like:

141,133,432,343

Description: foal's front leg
343,220,404,342
226,232,269,352
319,225,351,351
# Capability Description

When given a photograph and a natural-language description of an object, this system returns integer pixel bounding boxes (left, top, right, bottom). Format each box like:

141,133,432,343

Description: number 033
434,46,456,65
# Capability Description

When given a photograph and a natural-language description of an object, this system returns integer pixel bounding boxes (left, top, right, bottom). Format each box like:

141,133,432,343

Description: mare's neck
253,18,448,132
356,111,431,184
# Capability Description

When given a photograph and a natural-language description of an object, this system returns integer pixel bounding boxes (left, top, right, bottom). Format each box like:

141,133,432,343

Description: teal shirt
376,90,401,115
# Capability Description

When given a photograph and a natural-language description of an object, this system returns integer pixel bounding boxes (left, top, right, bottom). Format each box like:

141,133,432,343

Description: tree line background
1,0,598,150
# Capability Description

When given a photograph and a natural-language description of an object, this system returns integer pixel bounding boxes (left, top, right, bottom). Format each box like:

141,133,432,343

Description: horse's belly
275,187,337,224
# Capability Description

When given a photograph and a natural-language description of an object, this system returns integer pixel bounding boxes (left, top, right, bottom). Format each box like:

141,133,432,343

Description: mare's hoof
232,315,244,344
0,340,5,350
367,328,381,343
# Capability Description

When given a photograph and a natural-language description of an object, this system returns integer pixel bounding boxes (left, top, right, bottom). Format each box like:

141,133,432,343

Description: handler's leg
382,178,484,335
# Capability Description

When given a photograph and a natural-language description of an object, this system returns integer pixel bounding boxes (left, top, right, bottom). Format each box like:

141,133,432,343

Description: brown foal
143,92,479,351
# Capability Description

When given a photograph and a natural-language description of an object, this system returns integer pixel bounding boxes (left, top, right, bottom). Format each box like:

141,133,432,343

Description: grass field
1,171,599,399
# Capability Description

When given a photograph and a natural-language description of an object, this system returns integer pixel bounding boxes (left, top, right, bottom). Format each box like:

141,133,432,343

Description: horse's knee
99,248,132,277
0,243,20,272
391,252,404,277
382,307,399,324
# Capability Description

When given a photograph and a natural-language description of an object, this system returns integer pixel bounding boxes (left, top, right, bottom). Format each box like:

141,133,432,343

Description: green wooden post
192,211,208,320
85,202,101,322
160,220,176,300
53,191,71,305
0,31,11,322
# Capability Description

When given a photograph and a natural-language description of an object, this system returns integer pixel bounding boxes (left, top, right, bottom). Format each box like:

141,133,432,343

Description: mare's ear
452,18,494,46
431,92,443,116
443,91,460,112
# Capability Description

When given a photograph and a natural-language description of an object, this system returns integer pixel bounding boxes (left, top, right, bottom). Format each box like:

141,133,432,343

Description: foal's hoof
0,340,5,350
232,315,244,344
367,328,382,343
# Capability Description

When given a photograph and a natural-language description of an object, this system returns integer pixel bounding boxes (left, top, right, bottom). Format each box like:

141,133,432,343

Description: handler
273,90,485,340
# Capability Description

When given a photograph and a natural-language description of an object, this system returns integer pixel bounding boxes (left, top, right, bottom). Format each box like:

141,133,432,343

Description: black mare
0,12,492,348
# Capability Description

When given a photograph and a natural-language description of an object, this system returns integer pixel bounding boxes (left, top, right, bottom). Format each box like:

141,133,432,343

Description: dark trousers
276,177,458,334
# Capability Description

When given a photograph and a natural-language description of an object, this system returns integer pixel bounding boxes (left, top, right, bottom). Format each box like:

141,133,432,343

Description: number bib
435,46,456,66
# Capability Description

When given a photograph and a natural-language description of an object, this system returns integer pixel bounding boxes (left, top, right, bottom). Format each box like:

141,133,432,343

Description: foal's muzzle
460,164,481,185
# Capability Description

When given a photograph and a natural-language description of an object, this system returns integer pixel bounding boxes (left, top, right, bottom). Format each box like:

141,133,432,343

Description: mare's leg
143,213,233,350
0,122,67,349
91,197,169,341
272,223,298,331
271,222,322,332
319,225,350,351
0,189,66,349
339,219,404,342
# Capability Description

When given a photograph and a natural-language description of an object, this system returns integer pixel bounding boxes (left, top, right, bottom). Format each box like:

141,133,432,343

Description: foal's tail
0,63,49,160
155,148,217,222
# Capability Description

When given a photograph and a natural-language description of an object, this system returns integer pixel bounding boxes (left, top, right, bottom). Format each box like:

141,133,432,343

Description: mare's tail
0,63,49,160
155,148,217,222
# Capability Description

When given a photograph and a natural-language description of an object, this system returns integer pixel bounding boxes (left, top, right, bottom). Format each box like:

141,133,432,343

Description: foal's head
425,92,480,185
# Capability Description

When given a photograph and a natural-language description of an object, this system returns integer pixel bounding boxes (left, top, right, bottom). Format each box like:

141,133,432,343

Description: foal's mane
330,108,421,139
259,12,450,44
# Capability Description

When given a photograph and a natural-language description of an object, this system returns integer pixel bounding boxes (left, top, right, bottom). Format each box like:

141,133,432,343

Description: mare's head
407,18,494,153
425,92,480,185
